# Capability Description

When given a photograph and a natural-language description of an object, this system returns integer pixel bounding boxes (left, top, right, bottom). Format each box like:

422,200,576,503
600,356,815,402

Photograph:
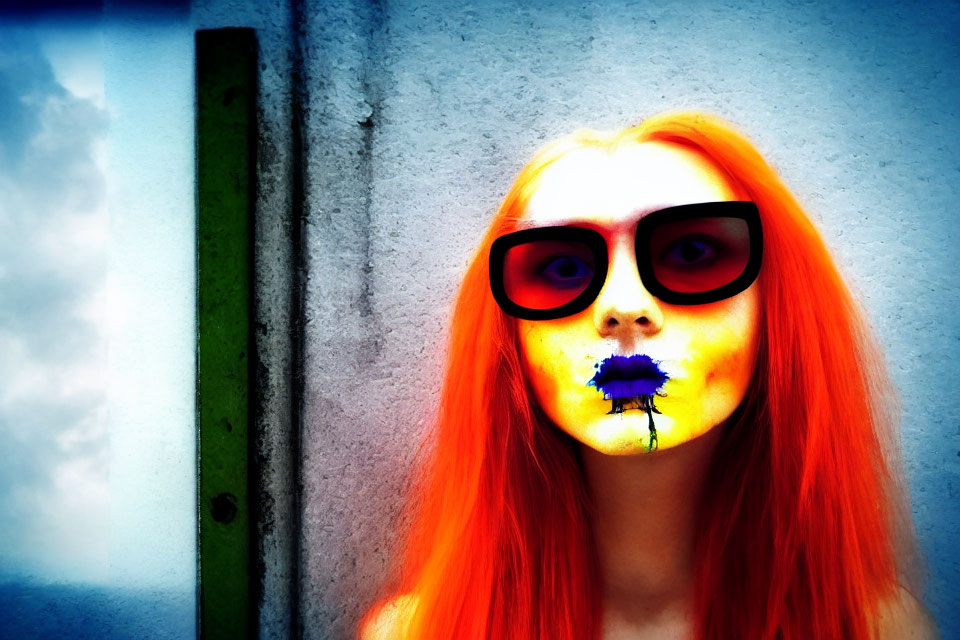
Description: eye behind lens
536,255,595,289
658,234,722,270
644,214,753,296
490,224,613,319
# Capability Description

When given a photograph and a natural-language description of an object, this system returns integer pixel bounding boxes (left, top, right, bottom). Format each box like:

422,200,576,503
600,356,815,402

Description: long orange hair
358,112,915,639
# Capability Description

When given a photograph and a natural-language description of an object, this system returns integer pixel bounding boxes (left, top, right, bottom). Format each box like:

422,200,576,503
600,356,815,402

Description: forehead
522,141,738,231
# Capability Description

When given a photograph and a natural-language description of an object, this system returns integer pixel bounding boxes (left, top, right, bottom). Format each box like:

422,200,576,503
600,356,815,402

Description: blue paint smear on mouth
588,354,669,398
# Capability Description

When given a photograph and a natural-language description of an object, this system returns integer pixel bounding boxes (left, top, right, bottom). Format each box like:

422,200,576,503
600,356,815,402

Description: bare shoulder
358,593,419,640
876,586,939,640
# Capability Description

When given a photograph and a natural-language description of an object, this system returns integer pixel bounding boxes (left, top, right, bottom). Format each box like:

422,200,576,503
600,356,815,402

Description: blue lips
588,354,669,398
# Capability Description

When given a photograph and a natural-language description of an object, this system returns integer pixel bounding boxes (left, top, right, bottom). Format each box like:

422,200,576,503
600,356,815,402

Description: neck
580,427,722,625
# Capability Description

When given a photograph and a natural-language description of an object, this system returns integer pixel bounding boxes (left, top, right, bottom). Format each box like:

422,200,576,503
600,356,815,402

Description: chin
564,409,725,455
582,410,676,453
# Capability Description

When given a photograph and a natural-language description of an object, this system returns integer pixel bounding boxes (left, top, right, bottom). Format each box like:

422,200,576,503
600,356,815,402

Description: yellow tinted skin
517,141,760,454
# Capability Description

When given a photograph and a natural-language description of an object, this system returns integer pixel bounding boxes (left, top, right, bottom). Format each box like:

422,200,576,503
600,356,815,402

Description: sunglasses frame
489,201,763,320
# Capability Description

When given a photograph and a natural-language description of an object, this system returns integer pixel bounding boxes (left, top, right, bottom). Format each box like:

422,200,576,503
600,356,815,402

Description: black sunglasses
489,201,763,320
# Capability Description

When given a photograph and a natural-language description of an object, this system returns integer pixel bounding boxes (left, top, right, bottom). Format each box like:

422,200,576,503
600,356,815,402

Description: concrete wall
200,1,960,638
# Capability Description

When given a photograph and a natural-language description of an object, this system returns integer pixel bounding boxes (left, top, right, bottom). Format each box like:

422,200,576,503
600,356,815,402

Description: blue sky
0,24,111,583
0,17,196,592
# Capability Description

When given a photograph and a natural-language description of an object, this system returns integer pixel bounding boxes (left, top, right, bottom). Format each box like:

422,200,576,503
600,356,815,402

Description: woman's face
516,141,760,454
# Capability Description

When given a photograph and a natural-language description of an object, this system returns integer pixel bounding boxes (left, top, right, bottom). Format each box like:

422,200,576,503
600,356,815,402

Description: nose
593,241,663,339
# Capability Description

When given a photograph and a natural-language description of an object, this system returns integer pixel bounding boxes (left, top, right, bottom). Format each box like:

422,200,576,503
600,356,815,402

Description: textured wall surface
200,0,960,638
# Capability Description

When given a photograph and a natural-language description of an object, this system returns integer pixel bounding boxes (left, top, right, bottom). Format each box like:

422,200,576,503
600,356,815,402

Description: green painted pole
196,27,257,640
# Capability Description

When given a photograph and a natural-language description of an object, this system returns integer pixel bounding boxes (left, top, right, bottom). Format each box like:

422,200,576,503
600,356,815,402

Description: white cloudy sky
0,23,110,583
0,18,196,589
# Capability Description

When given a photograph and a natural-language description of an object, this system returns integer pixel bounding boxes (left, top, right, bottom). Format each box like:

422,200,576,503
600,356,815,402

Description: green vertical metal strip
196,28,257,640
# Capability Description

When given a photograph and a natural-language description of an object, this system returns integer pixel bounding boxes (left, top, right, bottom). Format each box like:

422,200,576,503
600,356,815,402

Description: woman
358,112,937,639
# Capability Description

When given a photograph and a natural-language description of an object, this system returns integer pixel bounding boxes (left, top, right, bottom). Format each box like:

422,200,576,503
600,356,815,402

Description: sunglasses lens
648,216,752,294
503,239,597,311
